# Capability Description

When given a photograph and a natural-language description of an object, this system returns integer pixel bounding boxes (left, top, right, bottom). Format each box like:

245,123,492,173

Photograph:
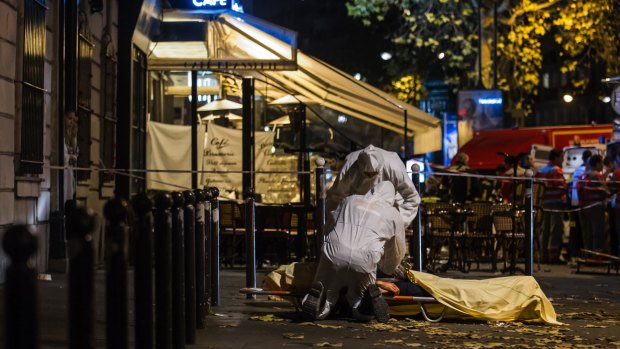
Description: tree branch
500,0,560,26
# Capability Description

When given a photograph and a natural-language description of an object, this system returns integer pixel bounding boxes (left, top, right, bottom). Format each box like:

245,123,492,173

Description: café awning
145,10,442,153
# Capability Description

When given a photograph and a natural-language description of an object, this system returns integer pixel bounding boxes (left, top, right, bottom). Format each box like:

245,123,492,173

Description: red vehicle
457,124,612,171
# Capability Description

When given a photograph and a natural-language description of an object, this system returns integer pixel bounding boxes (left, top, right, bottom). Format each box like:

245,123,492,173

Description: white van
530,144,604,181
563,145,605,179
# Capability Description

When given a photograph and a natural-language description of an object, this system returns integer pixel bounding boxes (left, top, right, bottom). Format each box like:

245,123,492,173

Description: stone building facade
0,0,119,280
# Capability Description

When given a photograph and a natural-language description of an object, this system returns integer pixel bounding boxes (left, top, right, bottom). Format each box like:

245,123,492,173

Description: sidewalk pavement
2,263,620,348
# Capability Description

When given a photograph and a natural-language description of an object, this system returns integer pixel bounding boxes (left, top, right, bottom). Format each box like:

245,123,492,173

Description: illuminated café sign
169,0,243,11
192,0,229,8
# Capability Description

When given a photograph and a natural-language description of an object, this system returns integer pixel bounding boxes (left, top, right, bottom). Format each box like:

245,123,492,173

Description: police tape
540,201,606,213
411,169,616,185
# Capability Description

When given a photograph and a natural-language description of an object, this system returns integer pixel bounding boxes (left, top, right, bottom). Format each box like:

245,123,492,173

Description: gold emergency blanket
262,262,318,294
400,270,562,325
262,263,562,325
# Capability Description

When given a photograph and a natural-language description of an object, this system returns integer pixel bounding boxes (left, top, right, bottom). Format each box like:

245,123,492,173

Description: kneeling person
302,182,406,322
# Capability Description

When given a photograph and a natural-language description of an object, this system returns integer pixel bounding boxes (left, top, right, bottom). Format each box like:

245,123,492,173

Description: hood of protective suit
365,181,396,207
357,148,384,174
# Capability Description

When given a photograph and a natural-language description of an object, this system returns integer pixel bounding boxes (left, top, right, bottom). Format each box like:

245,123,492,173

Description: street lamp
437,52,445,60
380,52,393,61
563,94,574,103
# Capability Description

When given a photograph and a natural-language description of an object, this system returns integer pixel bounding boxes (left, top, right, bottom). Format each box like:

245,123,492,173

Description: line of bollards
2,187,221,349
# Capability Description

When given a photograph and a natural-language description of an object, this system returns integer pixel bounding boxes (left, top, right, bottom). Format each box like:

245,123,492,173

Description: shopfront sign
149,58,298,71
169,0,243,12
192,0,229,9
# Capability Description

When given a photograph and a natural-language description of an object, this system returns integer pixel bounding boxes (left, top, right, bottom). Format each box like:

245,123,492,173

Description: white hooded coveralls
327,145,420,229
312,181,406,319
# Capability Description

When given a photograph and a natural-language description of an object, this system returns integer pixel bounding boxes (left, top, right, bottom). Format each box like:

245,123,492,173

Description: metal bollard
183,190,197,344
3,225,38,349
171,192,186,349
411,164,423,272
209,187,221,306
154,192,173,349
194,189,207,328
104,197,130,349
132,194,154,349
524,170,534,276
245,191,257,299
67,207,96,349
314,157,326,258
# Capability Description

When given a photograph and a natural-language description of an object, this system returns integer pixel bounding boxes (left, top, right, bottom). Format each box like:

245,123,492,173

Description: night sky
248,0,391,86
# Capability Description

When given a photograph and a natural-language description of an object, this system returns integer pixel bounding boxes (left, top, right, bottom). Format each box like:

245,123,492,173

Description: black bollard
132,194,154,349
104,197,130,349
410,164,423,271
183,190,197,344
3,225,38,349
208,187,220,306
67,207,96,349
154,192,173,349
194,189,207,328
314,158,326,258
245,191,256,299
171,192,186,349
204,189,213,309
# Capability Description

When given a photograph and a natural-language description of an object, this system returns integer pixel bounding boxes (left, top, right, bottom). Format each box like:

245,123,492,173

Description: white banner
204,123,298,202
204,123,243,194
255,134,298,204
146,121,206,191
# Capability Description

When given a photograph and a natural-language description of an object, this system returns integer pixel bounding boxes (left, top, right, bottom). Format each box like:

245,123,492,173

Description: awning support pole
191,71,198,189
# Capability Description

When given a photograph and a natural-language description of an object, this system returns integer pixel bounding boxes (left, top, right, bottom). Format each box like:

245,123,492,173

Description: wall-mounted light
263,126,270,132
563,94,574,103
380,52,393,61
437,52,445,60
337,115,348,124
603,96,611,103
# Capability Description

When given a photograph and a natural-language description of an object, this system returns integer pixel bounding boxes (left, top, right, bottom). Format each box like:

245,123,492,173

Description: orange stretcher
238,287,446,322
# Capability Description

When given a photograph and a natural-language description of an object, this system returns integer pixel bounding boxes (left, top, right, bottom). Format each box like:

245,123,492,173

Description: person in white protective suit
326,145,420,231
302,181,406,322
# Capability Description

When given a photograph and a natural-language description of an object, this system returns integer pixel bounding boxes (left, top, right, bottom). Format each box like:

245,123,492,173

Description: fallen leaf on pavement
249,314,283,322
313,342,343,347
283,332,304,340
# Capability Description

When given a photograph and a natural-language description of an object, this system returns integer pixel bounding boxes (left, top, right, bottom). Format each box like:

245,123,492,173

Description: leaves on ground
299,322,344,329
249,314,284,322
283,332,304,340
313,342,343,347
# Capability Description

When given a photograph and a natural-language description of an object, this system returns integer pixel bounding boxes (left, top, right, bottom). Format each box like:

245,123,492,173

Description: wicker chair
422,202,462,272
462,201,496,272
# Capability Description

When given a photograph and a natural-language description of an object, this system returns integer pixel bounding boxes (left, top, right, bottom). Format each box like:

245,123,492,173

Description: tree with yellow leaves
347,0,620,121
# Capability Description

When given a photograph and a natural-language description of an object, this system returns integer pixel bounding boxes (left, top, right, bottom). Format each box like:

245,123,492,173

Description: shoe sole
302,282,324,320
367,284,389,323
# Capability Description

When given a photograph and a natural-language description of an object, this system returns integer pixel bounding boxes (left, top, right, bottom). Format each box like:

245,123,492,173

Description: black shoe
366,284,389,323
302,282,325,320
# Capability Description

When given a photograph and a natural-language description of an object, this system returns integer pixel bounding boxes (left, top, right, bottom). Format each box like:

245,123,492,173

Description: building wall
0,0,18,279
0,0,118,281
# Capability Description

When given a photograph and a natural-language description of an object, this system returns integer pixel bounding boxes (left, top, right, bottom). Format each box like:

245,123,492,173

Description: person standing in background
535,149,566,263
580,155,609,252
609,156,620,256
568,150,592,263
